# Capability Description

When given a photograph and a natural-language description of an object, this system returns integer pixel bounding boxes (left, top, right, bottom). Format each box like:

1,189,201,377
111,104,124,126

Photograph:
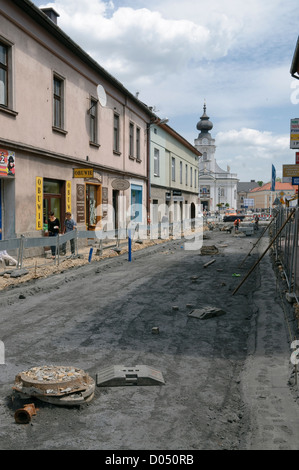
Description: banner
0,149,15,177
36,177,43,230
271,164,276,191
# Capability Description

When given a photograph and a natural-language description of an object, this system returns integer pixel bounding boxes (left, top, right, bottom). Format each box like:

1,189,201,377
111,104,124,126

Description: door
131,184,142,223
43,179,64,232
0,180,2,240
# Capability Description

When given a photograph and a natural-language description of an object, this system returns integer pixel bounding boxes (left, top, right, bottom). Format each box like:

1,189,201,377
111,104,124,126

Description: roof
237,181,260,192
290,36,299,78
160,123,201,156
12,0,155,119
250,182,296,193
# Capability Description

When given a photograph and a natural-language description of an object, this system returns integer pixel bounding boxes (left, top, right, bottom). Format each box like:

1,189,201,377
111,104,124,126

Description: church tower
194,103,239,213
194,102,216,175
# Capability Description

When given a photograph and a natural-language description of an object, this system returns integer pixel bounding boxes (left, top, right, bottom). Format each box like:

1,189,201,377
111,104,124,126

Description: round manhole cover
13,365,95,405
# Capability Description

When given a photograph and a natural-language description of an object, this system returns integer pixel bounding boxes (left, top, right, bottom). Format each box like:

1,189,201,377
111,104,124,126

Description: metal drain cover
13,365,95,406
96,365,165,387
188,306,225,320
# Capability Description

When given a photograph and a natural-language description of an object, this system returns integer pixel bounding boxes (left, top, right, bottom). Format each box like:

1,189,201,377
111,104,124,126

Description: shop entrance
0,180,2,240
131,184,142,223
86,183,101,230
43,179,64,231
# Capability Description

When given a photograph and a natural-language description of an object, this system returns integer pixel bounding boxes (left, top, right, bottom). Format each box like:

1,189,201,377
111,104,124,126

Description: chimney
40,8,60,25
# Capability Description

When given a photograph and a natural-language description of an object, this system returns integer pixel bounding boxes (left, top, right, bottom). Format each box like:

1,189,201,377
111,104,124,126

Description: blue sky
32,0,299,182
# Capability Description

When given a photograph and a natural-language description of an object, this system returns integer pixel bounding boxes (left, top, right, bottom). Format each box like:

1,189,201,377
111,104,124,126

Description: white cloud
36,0,298,182
215,128,293,181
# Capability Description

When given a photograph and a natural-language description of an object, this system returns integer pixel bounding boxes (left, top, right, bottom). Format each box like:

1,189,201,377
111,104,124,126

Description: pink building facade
0,0,154,239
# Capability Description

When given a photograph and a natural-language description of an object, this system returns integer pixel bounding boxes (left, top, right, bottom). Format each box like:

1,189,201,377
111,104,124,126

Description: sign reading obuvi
73,168,94,178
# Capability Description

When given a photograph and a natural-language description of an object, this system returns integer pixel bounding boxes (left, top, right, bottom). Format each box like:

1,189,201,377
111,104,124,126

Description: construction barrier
0,218,201,273
272,207,299,298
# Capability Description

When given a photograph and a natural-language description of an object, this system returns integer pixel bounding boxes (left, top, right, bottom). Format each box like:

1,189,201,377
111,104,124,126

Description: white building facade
194,104,238,213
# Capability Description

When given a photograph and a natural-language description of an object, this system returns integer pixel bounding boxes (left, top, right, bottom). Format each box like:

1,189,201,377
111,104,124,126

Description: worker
234,218,240,232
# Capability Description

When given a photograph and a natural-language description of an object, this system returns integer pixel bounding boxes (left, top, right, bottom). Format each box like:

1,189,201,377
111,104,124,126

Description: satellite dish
97,84,107,107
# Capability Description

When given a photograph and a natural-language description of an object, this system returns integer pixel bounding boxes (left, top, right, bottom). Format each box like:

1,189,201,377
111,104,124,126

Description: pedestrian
234,218,239,232
62,212,76,255
48,211,60,259
255,215,259,230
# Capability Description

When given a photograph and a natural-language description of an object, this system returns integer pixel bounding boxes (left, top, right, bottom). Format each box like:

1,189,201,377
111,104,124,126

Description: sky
32,0,299,183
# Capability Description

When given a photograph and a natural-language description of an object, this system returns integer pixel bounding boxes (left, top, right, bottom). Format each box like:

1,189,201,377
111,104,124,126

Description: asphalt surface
1,226,299,451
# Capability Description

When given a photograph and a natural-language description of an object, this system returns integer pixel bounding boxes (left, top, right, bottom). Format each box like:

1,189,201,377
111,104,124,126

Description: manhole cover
13,365,95,406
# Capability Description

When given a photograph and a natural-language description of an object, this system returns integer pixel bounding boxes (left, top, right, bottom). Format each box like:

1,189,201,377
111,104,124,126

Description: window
53,75,64,129
190,167,193,187
0,42,8,107
113,114,120,153
90,98,98,144
180,161,183,184
136,127,141,160
129,122,134,157
203,152,207,161
194,170,197,188
154,148,160,176
172,157,175,182
185,164,188,185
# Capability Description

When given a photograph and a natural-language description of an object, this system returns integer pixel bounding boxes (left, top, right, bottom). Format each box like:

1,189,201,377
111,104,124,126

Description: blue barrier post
128,229,132,262
88,247,93,262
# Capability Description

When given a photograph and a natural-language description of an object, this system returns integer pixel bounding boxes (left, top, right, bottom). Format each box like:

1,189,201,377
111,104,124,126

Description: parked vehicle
223,209,245,222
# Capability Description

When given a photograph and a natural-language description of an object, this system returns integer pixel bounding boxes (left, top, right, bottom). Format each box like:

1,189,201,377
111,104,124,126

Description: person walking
62,212,77,255
48,211,60,259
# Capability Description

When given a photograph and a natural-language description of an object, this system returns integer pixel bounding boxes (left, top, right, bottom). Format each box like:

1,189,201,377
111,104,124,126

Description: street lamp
146,117,169,225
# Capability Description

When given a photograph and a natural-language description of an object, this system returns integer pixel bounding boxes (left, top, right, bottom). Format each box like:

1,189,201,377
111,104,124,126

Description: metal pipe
14,403,37,424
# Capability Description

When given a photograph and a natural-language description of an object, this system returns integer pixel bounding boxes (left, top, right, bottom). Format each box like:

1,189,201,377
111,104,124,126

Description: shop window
43,179,64,231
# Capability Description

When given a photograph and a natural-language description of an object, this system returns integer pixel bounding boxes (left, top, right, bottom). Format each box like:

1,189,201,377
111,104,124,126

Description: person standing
48,211,60,258
234,218,239,232
62,212,76,255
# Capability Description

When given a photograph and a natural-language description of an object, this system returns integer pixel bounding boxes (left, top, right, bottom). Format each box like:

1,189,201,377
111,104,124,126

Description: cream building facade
194,104,239,213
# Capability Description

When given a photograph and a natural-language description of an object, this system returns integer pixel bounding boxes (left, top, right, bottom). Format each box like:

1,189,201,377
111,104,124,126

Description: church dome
196,103,213,135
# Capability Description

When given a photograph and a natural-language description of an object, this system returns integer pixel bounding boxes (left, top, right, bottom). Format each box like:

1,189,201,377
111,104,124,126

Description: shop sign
283,164,299,177
66,181,71,213
102,187,108,218
36,177,43,230
111,178,130,190
290,119,299,149
73,168,94,178
0,149,15,177
76,184,85,224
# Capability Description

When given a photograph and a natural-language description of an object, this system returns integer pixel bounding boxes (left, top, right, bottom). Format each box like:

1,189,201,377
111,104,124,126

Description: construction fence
0,219,201,272
272,207,299,299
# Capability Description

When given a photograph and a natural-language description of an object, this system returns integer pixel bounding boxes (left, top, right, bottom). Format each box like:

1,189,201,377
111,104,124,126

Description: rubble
200,245,219,255
188,306,226,320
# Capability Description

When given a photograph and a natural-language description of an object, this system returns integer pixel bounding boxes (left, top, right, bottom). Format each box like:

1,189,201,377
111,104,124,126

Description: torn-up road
1,227,299,450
